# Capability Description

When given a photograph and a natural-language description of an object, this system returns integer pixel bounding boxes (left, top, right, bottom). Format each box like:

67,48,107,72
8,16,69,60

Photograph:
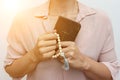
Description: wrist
27,49,40,63
81,56,91,71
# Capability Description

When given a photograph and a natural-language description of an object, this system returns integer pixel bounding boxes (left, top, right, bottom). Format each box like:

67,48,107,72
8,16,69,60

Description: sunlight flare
2,0,22,14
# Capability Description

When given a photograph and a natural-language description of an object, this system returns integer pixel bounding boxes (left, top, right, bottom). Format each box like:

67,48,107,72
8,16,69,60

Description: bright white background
0,0,120,80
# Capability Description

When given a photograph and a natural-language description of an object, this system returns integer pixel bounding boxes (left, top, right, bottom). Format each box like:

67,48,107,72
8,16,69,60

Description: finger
64,51,74,58
53,30,57,33
59,58,64,63
58,46,75,53
38,40,57,47
45,30,56,34
58,56,72,64
60,41,75,48
56,47,68,53
39,33,57,41
57,55,65,63
43,50,55,59
39,45,56,53
67,57,72,64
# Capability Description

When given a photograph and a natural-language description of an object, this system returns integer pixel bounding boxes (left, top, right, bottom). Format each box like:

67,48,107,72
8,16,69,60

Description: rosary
52,33,70,71
38,16,70,70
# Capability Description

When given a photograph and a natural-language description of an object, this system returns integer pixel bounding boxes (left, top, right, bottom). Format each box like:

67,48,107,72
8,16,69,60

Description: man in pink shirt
4,0,120,80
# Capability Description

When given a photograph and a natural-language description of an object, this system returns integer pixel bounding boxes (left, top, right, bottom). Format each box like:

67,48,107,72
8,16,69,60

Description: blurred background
0,0,120,80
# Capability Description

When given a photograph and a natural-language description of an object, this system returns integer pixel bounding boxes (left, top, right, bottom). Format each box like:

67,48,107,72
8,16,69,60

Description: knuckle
39,48,44,53
38,42,43,47
42,54,47,58
38,36,43,40
38,33,46,40
70,51,74,56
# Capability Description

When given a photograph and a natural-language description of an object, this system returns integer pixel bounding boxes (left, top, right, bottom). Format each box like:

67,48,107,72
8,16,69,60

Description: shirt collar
34,1,96,21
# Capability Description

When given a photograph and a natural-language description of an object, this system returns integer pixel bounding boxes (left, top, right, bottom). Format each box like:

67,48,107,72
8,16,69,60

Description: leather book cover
54,16,81,41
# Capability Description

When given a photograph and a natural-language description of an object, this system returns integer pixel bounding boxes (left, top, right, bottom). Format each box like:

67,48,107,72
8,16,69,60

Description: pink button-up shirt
4,1,120,80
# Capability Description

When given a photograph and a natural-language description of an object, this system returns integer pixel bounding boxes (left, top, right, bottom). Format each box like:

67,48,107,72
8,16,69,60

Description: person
4,0,120,80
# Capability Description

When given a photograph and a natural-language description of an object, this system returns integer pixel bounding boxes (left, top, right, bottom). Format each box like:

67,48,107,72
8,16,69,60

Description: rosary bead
52,33,69,70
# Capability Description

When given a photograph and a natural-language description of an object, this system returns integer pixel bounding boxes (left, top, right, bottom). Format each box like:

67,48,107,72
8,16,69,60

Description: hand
31,31,57,62
57,41,89,70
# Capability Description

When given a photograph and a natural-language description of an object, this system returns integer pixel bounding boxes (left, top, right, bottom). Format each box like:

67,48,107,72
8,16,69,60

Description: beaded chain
52,33,69,70
38,16,70,70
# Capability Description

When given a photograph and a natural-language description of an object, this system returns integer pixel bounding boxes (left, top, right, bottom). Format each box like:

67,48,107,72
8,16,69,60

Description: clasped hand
31,32,87,70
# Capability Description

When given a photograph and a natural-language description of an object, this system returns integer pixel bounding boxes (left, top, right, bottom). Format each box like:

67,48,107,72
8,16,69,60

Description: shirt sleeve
99,16,120,80
4,13,26,67
4,13,27,79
